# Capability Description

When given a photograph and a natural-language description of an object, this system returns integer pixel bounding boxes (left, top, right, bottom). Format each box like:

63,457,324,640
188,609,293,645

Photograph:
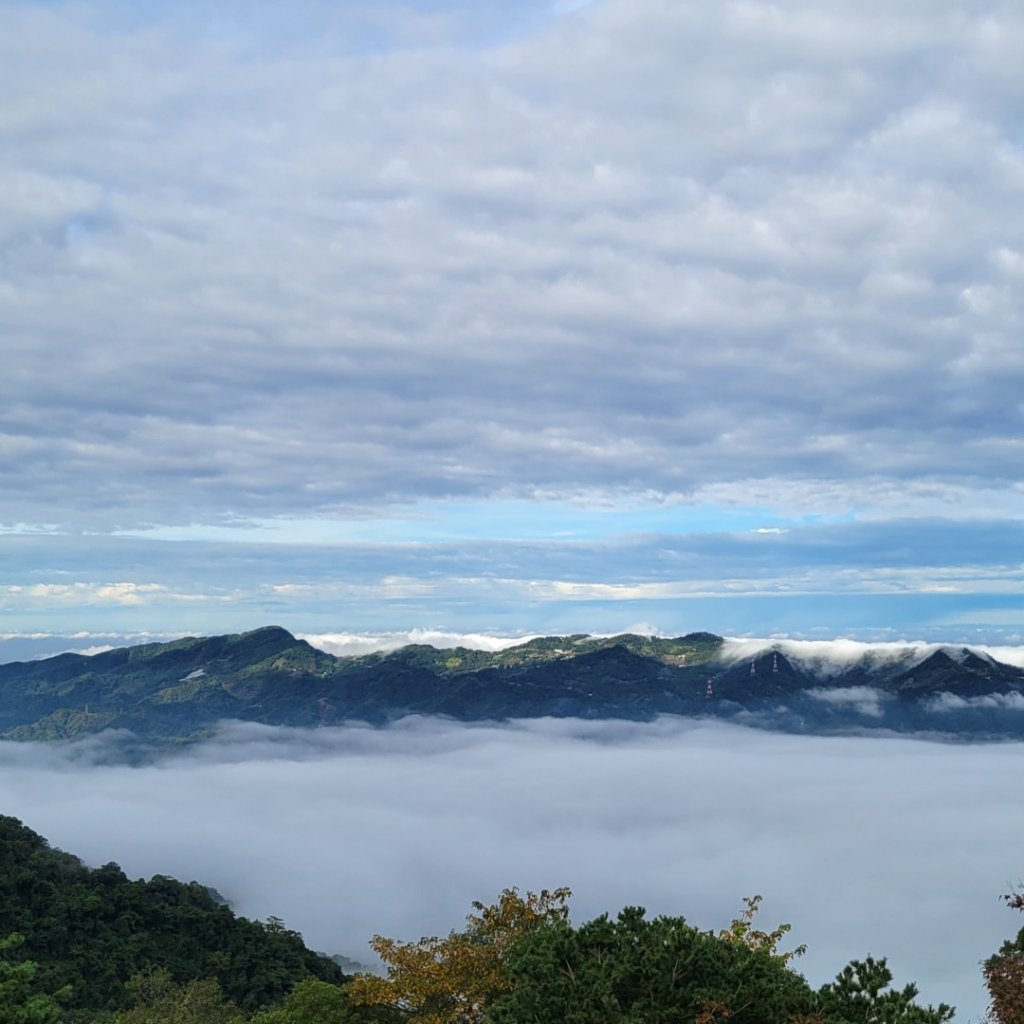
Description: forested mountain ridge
2,626,1023,744
0,815,346,1018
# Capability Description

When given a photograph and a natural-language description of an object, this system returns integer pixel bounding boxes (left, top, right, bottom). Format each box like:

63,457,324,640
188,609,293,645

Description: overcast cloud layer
4,0,1024,637
0,718,1020,1023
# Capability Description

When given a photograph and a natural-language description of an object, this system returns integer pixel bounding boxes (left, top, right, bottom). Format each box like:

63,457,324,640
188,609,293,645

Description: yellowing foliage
718,895,806,965
348,886,570,1024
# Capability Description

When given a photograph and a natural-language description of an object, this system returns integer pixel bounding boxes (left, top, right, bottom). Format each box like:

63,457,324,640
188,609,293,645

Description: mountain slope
2,628,1024,744
0,815,344,1015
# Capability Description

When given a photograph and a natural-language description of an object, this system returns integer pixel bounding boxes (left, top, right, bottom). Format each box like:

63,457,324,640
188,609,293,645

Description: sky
2,717,1021,1023
4,0,1024,649
6,10,1024,1019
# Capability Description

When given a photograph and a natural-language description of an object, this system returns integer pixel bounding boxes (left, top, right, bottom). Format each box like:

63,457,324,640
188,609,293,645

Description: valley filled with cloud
1,717,1020,1023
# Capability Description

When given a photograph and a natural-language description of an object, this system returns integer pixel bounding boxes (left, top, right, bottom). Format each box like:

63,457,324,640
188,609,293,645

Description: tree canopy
489,903,815,1024
347,886,571,1023
0,934,68,1024
986,887,1024,1024
0,817,343,1015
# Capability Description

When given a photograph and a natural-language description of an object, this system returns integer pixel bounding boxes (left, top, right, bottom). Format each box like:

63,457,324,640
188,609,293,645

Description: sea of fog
0,716,1019,1022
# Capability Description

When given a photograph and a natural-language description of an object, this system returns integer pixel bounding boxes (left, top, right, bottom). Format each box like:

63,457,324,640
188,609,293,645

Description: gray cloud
924,691,1024,713
0,718,1020,1022
804,686,893,718
3,0,1024,528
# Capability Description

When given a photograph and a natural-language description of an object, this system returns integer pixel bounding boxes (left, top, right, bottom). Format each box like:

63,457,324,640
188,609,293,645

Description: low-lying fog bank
0,717,1018,1022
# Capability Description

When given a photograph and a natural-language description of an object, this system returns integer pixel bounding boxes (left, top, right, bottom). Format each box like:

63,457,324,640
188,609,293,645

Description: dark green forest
2,815,1021,1024
0,816,349,1020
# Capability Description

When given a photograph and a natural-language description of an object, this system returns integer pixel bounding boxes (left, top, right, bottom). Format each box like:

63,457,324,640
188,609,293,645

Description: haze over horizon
3,0,1024,643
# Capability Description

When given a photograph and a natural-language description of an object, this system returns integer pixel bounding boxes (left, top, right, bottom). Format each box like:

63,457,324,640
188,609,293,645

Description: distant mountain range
2,626,1023,745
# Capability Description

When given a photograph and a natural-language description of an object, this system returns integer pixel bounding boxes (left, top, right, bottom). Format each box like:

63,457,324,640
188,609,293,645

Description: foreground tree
113,968,242,1024
0,817,344,1016
250,978,402,1024
718,896,806,965
352,890,949,1024
347,887,571,1023
489,904,815,1024
816,957,953,1024
0,934,67,1024
985,952,1024,1024
985,888,1024,1024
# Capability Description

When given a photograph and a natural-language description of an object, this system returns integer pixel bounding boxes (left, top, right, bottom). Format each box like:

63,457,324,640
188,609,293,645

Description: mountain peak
2,628,1024,745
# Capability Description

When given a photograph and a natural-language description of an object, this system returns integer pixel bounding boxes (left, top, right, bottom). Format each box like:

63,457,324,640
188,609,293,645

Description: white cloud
6,0,1024,640
720,637,1024,676
0,718,1019,1023
924,691,1024,713
805,686,893,718
63,644,117,657
2,0,1024,530
300,629,539,657
721,637,939,670
0,522,64,535
0,582,214,607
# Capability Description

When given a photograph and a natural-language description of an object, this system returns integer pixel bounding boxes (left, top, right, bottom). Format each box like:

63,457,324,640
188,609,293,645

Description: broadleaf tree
347,887,570,1024
0,934,68,1024
985,887,1024,1024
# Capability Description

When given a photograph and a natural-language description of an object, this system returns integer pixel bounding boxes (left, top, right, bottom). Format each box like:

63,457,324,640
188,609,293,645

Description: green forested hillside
0,627,726,744
0,816,344,1018
5,626,1024,745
